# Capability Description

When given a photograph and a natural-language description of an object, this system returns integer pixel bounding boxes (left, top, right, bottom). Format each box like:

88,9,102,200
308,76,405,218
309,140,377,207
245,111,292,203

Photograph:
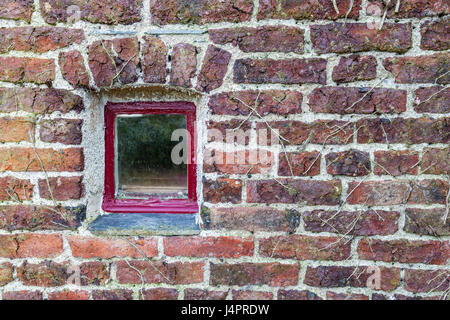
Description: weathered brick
208,90,302,116
303,210,399,236
332,55,377,83
367,0,450,18
327,292,369,300
206,121,251,145
17,261,68,287
304,266,401,291
357,117,449,144
0,0,34,22
39,176,84,201
347,180,449,205
140,288,178,300
92,290,133,300
257,0,361,20
374,150,419,176
422,148,449,175
278,290,322,300
260,235,351,261
203,178,242,204
39,0,142,24
210,263,298,287
164,236,253,258
112,37,140,84
0,148,84,172
68,236,158,259
326,150,371,176
0,117,34,143
0,27,84,53
0,88,83,114
150,0,253,24
309,87,406,114
0,57,55,84
372,293,441,300
405,208,450,237
204,150,273,175
421,17,450,51
247,179,341,205
142,35,168,84
232,290,273,300
384,53,450,84
79,262,110,286
88,40,116,87
210,26,304,53
0,263,13,286
0,205,85,231
311,23,412,54
116,260,204,284
202,207,300,233
234,58,326,84
197,46,231,93
48,290,89,300
59,50,90,88
3,290,43,300
404,269,450,293
278,152,320,176
169,43,198,88
358,239,450,265
0,234,63,258
183,289,228,300
414,86,450,114
0,177,33,201
39,119,83,145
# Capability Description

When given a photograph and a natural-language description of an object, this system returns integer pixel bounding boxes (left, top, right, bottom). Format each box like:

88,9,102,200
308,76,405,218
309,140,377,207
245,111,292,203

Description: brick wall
0,0,448,300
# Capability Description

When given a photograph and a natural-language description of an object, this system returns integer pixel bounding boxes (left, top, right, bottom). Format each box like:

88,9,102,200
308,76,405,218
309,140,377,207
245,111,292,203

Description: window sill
88,213,200,236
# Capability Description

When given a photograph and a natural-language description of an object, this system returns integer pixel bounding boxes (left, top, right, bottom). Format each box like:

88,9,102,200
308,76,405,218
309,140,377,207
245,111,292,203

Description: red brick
202,207,300,233
332,55,377,83
0,148,84,172
150,0,253,24
0,177,33,201
0,57,55,84
0,234,63,258
373,293,441,300
88,40,116,87
39,0,142,24
204,150,273,175
79,262,110,286
59,50,90,88
309,87,406,114
422,148,449,175
210,26,304,53
257,0,361,20
260,235,351,261
303,210,399,236
197,46,231,93
234,58,326,85
311,23,412,54
367,0,450,18
0,205,85,231
3,290,43,300
374,150,419,176
0,0,34,22
357,117,449,144
384,53,450,84
48,290,89,300
206,121,251,145
0,117,34,143
0,87,83,114
0,27,84,53
404,269,450,293
116,260,204,284
112,37,140,84
232,290,273,300
164,236,253,258
183,289,228,300
326,150,371,176
203,178,242,204
279,152,320,176
17,261,68,287
247,179,342,205
142,35,168,84
39,176,84,201
92,290,133,300
421,17,450,51
405,208,450,237
68,236,158,259
210,263,298,287
414,86,450,114
358,239,450,265
169,43,198,88
39,119,83,145
347,179,449,205
0,262,14,286
327,292,369,300
140,288,178,300
304,266,401,291
278,290,322,300
208,90,302,116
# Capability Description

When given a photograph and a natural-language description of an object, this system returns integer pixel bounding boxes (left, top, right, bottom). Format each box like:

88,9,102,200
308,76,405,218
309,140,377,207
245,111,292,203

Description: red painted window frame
102,101,198,214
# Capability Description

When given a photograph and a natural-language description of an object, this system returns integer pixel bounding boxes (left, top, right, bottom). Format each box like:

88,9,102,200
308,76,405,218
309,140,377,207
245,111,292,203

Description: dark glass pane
116,114,188,199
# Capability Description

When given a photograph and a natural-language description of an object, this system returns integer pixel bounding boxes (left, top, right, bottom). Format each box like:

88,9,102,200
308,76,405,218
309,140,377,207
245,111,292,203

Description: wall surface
0,0,449,300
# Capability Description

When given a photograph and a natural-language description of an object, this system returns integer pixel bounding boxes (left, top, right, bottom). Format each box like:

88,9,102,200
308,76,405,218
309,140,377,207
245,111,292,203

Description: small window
102,102,197,214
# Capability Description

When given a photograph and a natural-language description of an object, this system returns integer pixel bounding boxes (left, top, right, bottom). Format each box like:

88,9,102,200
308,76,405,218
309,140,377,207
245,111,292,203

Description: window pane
116,114,188,200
